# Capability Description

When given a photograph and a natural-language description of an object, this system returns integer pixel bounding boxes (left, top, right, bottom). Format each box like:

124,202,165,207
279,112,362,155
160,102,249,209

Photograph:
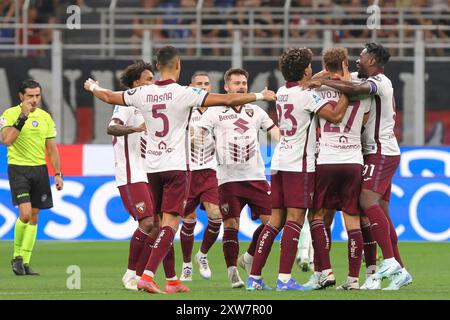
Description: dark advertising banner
0,57,449,144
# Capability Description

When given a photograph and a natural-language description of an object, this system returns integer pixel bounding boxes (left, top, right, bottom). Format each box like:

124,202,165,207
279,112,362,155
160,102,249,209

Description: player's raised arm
84,78,126,106
317,93,350,124
312,79,372,97
202,87,276,108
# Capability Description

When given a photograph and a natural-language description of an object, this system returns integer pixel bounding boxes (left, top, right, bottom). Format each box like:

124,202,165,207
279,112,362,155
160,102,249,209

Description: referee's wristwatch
55,172,63,178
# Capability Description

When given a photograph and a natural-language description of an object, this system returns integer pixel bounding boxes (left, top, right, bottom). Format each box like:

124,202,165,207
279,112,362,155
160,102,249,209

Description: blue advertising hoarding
0,146,449,241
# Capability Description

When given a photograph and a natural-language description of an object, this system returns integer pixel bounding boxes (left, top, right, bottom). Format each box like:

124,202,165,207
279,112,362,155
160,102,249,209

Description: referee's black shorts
7,164,53,209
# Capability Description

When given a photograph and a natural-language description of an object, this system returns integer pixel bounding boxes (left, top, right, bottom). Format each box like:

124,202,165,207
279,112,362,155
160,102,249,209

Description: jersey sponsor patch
312,93,322,104
191,87,204,95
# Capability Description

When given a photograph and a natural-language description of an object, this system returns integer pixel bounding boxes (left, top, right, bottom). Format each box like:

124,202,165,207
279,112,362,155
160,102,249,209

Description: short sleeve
304,90,327,114
182,86,209,109
46,113,56,139
0,109,16,130
110,105,132,125
123,87,143,108
366,75,384,96
257,107,275,131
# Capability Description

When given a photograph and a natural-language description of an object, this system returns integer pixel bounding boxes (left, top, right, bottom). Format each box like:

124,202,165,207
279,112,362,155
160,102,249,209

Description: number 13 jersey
271,83,327,173
315,85,371,165
123,79,209,173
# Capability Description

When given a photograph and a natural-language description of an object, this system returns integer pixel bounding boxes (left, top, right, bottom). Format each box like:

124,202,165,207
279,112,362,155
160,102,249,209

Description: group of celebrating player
84,42,412,294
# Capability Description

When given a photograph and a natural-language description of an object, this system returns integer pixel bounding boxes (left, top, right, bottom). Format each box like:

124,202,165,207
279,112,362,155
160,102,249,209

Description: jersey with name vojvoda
315,85,371,165
0,105,56,166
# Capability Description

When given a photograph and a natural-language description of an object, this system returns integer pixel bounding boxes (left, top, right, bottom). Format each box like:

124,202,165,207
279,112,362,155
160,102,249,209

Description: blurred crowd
1,0,449,56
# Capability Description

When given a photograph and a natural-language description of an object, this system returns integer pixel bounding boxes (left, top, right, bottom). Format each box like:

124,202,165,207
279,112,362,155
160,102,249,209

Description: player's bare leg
195,202,222,280
239,214,270,276
247,209,285,291
223,217,244,288
276,208,308,291
379,199,412,290
180,211,197,281
336,212,363,290
360,189,402,289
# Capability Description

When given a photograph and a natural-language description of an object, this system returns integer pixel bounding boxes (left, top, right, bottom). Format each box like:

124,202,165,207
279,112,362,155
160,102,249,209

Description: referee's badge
32,120,39,127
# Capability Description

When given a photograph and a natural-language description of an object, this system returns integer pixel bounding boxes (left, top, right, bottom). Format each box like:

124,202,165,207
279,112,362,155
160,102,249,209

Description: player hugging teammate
84,43,411,294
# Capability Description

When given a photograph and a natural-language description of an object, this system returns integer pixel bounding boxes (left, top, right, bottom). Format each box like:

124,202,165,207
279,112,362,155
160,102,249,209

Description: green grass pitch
0,241,449,300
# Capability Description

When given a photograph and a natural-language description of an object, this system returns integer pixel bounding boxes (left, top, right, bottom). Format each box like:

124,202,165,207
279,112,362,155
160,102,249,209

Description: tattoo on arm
107,125,136,136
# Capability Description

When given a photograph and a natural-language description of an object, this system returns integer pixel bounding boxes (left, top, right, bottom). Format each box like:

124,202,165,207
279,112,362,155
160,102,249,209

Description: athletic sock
364,205,394,259
250,223,279,277
247,223,265,256
222,228,239,268
128,228,148,271
200,218,222,254
347,229,363,278
279,221,302,275
144,226,175,275
180,219,196,263
13,218,28,258
22,224,38,264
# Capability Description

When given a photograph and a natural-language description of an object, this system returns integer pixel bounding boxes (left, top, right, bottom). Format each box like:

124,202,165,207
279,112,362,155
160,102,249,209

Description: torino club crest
220,203,230,215
135,201,146,214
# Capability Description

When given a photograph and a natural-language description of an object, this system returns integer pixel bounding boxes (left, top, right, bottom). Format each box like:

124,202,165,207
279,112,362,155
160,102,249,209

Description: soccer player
246,48,349,291
308,43,412,290
197,68,280,289
0,79,63,276
106,60,162,291
83,45,276,294
308,48,371,290
180,73,222,281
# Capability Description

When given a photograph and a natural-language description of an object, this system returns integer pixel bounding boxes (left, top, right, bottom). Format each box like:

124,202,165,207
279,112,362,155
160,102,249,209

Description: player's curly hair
119,59,154,89
365,42,390,67
322,47,348,73
224,68,249,83
279,48,313,82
